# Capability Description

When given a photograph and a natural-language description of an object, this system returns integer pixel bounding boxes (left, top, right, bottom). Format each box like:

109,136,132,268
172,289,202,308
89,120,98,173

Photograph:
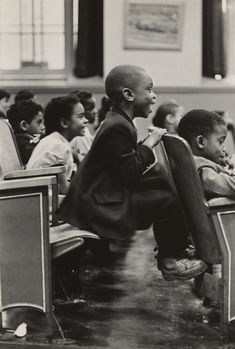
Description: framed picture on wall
123,0,184,50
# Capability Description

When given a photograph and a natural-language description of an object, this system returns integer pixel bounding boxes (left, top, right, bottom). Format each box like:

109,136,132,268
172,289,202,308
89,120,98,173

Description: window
0,0,78,80
227,0,235,76
202,0,235,81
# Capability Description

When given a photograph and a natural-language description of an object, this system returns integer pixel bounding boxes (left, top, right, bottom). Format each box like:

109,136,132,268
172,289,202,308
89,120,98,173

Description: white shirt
27,131,73,180
70,127,94,156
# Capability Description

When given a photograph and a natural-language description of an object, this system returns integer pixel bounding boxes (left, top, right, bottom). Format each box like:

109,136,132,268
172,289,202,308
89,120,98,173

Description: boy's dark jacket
15,133,40,166
59,106,155,239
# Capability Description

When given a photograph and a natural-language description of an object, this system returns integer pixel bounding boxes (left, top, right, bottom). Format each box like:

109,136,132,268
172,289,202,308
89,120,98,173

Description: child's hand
147,126,157,134
144,127,167,148
72,148,85,165
226,154,235,169
219,151,235,169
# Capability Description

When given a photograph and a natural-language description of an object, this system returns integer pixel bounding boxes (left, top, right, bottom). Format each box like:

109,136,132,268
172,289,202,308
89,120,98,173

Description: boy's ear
19,120,28,132
196,135,206,149
165,113,174,124
122,88,134,102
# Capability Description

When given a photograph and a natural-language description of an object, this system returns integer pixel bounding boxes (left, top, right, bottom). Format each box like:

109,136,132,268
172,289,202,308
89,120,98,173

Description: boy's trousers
130,179,189,259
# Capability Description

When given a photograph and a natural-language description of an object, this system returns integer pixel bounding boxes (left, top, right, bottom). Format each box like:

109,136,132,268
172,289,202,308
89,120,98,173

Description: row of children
0,87,187,195
0,88,113,195
2,64,235,282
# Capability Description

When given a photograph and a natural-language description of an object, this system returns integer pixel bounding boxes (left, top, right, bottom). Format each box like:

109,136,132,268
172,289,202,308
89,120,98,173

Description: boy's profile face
133,71,156,119
199,124,227,164
67,102,87,139
22,111,45,135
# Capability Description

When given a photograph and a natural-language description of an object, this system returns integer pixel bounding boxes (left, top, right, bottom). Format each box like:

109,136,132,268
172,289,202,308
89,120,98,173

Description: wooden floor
0,228,233,348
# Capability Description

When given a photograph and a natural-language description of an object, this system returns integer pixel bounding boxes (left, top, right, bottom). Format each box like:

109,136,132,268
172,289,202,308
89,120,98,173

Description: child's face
200,124,227,164
0,97,10,114
24,111,45,135
84,97,98,124
67,102,87,139
133,71,156,119
172,106,184,132
91,109,99,130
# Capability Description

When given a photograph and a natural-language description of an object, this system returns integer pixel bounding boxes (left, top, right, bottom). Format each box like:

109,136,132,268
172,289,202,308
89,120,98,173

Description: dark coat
59,106,155,240
16,133,40,166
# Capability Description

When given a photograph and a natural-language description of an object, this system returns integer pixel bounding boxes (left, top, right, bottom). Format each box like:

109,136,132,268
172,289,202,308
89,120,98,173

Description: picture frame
123,0,184,50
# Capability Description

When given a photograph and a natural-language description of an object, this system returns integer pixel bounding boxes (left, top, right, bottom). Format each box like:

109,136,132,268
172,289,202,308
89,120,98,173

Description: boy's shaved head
105,65,147,102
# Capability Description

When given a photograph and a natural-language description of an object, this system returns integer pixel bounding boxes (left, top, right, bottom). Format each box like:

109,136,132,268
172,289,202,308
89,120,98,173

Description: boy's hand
143,127,167,149
225,154,235,169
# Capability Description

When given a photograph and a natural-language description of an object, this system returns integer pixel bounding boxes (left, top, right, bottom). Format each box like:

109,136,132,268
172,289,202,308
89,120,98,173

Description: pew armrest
3,166,66,179
0,176,56,190
208,197,235,207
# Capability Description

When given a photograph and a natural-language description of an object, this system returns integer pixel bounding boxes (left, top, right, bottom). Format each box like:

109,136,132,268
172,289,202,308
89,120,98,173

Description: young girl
27,95,87,194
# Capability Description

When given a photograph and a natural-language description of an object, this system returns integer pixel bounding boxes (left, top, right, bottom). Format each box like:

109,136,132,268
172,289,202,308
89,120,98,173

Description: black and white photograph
0,0,235,348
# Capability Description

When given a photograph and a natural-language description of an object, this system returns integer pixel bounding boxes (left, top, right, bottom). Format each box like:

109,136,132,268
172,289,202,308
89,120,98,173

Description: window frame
0,0,74,81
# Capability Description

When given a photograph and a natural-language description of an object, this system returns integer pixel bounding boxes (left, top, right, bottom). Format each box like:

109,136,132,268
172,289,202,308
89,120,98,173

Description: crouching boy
59,65,206,281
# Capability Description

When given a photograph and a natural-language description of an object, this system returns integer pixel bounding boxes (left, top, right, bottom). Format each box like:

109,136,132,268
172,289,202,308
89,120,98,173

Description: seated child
0,89,11,116
152,101,184,135
98,96,113,124
15,89,36,103
7,100,45,165
59,64,206,281
70,90,99,159
27,95,87,195
178,109,235,199
214,110,235,156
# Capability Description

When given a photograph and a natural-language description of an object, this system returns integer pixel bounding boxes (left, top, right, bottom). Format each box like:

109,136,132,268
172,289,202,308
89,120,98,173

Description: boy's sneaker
159,258,207,281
